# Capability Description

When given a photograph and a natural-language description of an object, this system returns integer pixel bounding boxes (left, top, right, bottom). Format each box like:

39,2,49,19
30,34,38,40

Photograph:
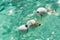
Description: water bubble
8,9,13,15
51,31,55,34
35,39,39,40
47,38,50,40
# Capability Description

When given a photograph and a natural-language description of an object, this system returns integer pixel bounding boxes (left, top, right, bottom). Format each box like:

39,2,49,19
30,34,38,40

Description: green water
0,0,60,40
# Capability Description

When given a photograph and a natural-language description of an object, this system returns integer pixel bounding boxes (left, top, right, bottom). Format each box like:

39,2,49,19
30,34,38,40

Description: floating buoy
26,19,41,27
37,7,47,19
17,24,28,31
17,19,41,32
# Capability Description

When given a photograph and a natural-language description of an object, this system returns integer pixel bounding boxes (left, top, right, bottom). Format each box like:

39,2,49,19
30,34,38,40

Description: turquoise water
0,0,60,40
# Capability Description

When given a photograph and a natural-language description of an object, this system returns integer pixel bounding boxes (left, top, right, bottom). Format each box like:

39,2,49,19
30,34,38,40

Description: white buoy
27,19,36,25
26,19,36,27
26,19,41,27
17,25,28,31
36,7,47,19
37,7,47,14
17,19,41,32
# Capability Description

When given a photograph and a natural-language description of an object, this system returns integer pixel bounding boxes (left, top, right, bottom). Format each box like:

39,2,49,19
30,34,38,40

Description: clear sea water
0,0,60,40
